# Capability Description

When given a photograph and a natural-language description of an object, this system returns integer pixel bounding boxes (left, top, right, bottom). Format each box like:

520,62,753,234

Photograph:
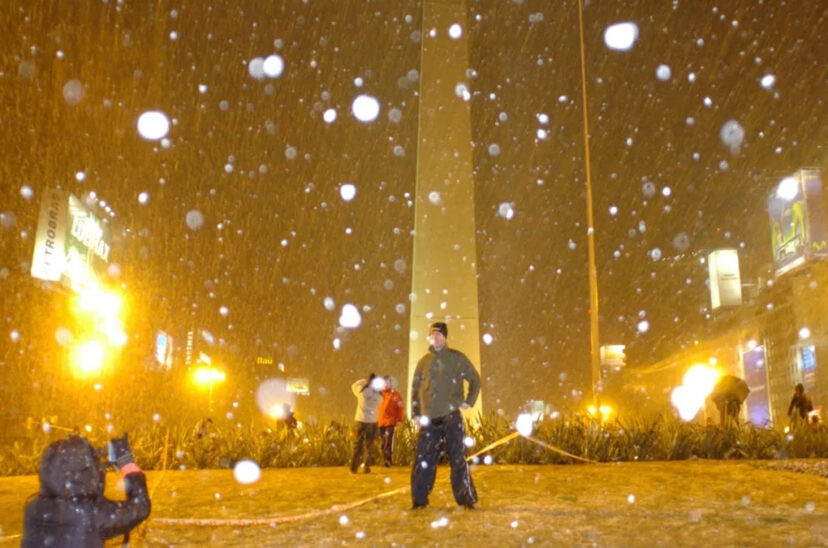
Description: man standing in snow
410,321,480,510
350,373,382,474
378,375,405,467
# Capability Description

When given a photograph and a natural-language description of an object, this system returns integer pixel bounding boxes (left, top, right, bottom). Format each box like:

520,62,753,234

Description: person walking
788,383,814,425
378,376,405,467
410,321,481,510
709,374,750,428
350,373,382,474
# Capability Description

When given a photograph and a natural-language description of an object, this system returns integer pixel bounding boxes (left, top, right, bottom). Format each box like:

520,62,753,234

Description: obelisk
407,0,482,420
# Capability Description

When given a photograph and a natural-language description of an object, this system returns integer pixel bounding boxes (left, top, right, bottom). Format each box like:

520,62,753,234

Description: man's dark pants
351,421,378,472
380,425,396,466
410,409,477,506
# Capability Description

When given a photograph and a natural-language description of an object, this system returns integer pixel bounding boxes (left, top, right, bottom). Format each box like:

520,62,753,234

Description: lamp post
194,366,226,413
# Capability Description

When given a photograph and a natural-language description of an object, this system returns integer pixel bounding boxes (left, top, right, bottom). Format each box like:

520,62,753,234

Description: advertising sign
768,168,828,277
743,345,770,425
31,189,111,290
708,249,742,310
286,378,310,395
155,331,174,370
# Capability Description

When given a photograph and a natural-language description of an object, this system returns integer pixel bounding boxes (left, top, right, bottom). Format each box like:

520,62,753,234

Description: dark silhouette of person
23,434,150,547
788,383,814,424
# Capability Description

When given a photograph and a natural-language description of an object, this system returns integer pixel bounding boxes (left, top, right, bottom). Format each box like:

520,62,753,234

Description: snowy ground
1,461,827,546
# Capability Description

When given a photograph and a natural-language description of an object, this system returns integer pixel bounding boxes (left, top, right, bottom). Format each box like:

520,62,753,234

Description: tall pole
577,0,601,406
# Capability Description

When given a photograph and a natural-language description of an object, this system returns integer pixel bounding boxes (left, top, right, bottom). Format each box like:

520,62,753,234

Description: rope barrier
523,436,601,464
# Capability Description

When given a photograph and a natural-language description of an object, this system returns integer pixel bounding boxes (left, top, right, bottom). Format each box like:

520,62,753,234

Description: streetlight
193,366,226,412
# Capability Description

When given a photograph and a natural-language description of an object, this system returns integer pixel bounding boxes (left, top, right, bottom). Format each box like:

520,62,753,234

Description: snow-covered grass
1,461,827,546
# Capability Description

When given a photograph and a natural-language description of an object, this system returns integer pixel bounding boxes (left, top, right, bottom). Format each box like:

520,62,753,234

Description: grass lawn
1,460,827,546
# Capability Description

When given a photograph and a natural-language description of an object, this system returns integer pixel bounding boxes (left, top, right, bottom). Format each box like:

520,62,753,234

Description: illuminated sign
31,188,111,291
768,168,828,277
708,249,742,310
599,345,626,368
155,331,174,370
286,378,310,395
256,356,274,365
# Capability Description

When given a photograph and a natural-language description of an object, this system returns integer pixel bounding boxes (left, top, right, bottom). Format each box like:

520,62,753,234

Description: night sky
1,0,826,422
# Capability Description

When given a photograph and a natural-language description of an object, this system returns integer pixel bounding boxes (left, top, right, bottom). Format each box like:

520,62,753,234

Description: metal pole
577,0,601,407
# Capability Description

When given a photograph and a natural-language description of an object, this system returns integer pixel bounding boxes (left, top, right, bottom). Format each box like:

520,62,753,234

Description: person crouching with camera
23,433,151,547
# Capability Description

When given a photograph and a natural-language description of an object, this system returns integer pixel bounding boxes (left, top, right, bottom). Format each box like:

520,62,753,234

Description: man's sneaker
411,502,428,510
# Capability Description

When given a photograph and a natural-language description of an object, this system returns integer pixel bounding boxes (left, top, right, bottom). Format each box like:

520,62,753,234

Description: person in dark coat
410,321,481,510
709,374,750,427
22,434,151,548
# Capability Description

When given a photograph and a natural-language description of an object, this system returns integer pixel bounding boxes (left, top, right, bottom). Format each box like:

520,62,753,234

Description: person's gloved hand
108,434,133,470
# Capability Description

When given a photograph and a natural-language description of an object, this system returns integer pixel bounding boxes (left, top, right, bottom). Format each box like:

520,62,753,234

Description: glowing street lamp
193,366,226,412
70,339,105,378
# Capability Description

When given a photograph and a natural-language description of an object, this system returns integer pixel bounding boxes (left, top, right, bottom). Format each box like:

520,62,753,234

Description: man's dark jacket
22,435,150,548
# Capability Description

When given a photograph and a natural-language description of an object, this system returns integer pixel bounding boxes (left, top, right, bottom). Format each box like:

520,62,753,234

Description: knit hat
429,322,448,338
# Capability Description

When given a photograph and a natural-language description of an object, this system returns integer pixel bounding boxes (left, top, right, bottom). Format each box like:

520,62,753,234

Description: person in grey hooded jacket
350,373,382,473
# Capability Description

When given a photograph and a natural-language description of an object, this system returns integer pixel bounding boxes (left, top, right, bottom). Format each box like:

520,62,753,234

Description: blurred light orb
248,57,266,79
655,64,672,81
482,333,493,345
516,413,534,437
233,460,261,485
637,320,649,333
609,205,618,216
650,248,662,261
537,113,549,125
338,303,361,328
138,192,149,205
20,186,34,200
454,83,471,101
185,209,205,231
799,327,811,339
263,54,284,78
219,306,229,316
418,415,430,427
463,436,475,448
498,202,515,220
55,327,73,347
63,79,84,105
603,22,639,51
428,191,442,205
338,515,350,526
323,108,337,123
448,23,463,39
760,74,776,90
720,120,745,151
370,377,387,391
388,107,402,123
776,176,800,201
483,455,494,465
351,94,380,123
0,211,16,230
627,494,636,504
255,378,296,417
642,181,656,197
488,143,501,156
137,111,170,140
10,329,20,343
323,296,335,311
340,183,357,202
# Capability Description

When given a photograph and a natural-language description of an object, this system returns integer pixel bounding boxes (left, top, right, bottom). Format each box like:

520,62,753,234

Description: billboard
31,188,111,291
286,378,310,395
768,168,828,277
708,249,742,310
155,331,174,370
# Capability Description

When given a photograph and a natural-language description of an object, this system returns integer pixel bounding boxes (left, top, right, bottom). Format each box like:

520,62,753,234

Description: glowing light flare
194,367,226,385
776,176,799,201
671,364,722,421
603,22,639,51
516,413,534,437
370,376,387,391
136,111,170,140
351,95,380,123
233,460,261,484
72,340,105,377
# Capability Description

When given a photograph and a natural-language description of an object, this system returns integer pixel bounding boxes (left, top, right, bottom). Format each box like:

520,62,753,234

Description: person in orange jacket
378,376,405,467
